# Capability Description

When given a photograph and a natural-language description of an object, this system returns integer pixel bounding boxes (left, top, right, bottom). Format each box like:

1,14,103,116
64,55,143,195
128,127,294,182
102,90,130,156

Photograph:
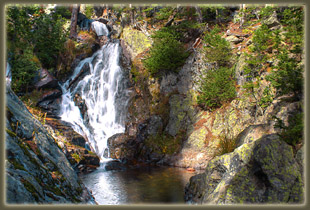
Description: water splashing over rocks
59,23,130,159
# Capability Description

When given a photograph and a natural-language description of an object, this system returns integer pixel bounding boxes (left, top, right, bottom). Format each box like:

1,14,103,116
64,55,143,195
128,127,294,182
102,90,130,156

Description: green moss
21,179,40,201
121,27,152,56
71,153,82,162
145,131,184,155
6,128,17,137
8,158,26,171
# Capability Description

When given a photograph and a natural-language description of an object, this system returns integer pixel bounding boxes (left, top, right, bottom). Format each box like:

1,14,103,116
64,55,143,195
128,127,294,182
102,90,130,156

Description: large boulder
35,69,59,90
120,27,152,59
6,85,95,204
185,134,304,204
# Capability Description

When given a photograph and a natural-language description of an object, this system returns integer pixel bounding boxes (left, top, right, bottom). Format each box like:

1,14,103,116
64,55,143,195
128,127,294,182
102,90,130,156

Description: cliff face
105,5,304,204
5,84,95,204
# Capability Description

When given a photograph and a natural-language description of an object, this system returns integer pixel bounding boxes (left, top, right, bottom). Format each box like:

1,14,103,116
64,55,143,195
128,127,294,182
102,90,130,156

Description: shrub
7,6,68,94
143,28,189,77
274,112,303,146
266,50,303,97
156,7,174,20
215,134,237,156
85,6,94,19
32,13,68,69
201,25,232,67
197,67,236,110
10,47,39,93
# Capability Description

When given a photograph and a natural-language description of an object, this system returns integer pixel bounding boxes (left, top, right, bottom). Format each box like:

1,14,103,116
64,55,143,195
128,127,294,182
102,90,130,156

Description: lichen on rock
185,134,304,204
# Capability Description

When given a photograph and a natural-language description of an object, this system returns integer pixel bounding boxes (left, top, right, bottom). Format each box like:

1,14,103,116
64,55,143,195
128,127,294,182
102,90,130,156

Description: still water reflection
79,165,201,205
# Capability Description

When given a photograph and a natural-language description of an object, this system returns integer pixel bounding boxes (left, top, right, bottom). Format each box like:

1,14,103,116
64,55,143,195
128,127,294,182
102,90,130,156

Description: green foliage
266,50,303,97
274,113,303,146
10,46,39,93
252,24,274,52
258,6,274,19
32,13,68,69
143,27,189,77
266,7,303,97
85,6,94,19
145,132,183,155
258,86,274,108
142,7,155,17
6,5,68,93
197,67,236,110
201,25,232,67
52,6,71,19
156,7,174,20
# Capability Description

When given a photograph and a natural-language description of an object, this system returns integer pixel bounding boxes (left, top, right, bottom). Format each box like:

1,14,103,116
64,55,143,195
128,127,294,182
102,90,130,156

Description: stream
79,165,201,205
59,22,198,205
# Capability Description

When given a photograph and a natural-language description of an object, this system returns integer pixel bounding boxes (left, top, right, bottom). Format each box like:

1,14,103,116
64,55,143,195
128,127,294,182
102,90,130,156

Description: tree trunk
69,4,80,39
195,6,203,23
240,4,246,28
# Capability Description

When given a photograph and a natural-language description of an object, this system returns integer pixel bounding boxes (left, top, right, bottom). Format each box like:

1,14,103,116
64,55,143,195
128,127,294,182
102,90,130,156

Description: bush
32,13,68,69
10,47,39,93
197,67,236,110
201,25,232,67
7,6,68,94
266,50,303,97
156,7,174,20
274,112,303,146
85,6,94,19
143,28,189,77
215,135,237,156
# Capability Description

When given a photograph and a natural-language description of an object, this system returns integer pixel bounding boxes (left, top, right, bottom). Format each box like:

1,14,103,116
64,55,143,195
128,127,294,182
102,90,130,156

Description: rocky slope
6,84,96,204
184,134,304,204
6,5,304,204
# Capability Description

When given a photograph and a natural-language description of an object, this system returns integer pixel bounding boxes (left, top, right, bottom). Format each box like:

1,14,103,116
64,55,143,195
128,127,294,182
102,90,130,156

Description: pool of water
79,165,202,205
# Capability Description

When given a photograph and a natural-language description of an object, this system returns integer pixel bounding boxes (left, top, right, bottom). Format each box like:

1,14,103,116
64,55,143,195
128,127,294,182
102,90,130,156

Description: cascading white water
6,62,12,85
59,24,130,159
91,21,109,37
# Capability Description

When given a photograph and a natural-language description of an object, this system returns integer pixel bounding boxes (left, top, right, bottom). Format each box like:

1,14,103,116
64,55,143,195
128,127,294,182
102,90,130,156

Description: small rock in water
104,160,127,171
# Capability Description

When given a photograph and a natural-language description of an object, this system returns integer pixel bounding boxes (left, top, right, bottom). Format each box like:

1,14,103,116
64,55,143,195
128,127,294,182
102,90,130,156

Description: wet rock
104,160,127,171
146,115,163,136
37,89,62,104
98,35,109,46
37,98,61,118
71,133,86,147
35,69,59,90
107,133,135,161
185,134,303,204
68,62,91,90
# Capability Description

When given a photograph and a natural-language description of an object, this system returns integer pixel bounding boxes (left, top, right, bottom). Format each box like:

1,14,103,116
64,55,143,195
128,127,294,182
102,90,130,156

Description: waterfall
6,62,12,85
91,21,109,37
59,23,130,159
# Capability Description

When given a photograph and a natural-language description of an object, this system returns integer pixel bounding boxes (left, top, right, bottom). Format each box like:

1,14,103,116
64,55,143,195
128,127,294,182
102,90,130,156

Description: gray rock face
185,134,304,204
263,11,281,30
35,69,59,90
146,115,163,136
165,94,196,136
5,85,94,204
